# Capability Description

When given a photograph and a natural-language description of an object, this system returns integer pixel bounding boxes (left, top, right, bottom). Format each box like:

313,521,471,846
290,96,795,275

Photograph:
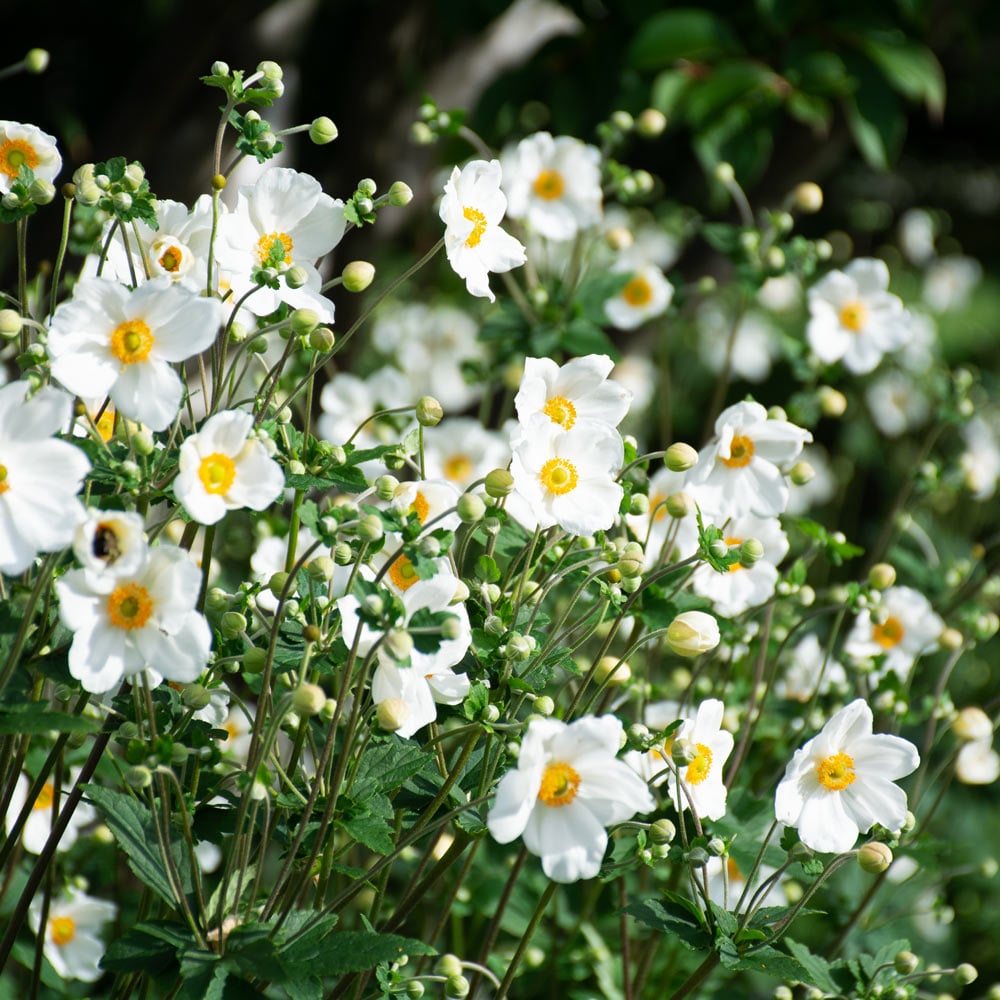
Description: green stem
495,881,558,1000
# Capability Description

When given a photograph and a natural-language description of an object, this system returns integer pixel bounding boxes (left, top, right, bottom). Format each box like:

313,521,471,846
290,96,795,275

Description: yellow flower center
539,457,578,496
443,454,473,482
0,462,8,496
622,275,653,307
542,395,577,430
727,856,742,881
816,751,856,791
649,491,667,523
533,169,565,201
389,554,419,592
257,231,293,266
198,453,236,496
49,916,76,947
33,782,55,811
95,406,116,442
724,536,744,573
107,582,154,631
839,300,867,332
686,742,713,785
721,433,754,468
410,490,430,525
110,319,154,366
157,244,184,273
0,138,40,178
873,615,905,649
463,206,487,248
537,761,580,806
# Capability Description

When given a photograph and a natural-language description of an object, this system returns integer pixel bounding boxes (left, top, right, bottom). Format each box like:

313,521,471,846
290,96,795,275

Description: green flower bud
388,180,413,206
375,475,399,501
416,395,443,427
857,841,893,874
112,191,133,213
362,594,384,617
292,683,327,717
687,846,710,868
457,492,486,523
667,610,720,657
29,179,55,205
307,556,336,583
707,837,726,856
445,975,470,999
220,611,247,639
376,698,410,732
939,626,964,651
893,951,919,975
665,442,698,472
956,964,978,986
211,60,230,77
534,695,555,716
302,624,321,643
596,656,631,685
672,738,698,766
714,162,735,184
411,121,434,144
406,982,425,999
739,537,764,567
241,646,267,673
386,629,414,662
773,987,794,1000
650,818,676,844
436,955,464,979
636,108,667,137
309,116,338,144
610,110,634,131
868,562,896,591
0,309,22,339
357,514,384,542
212,173,227,191
818,385,847,417
181,684,212,710
342,260,375,292
332,542,353,565
125,765,153,789
24,48,50,74
484,468,514,498
287,459,306,476
309,326,335,352
284,264,309,289
793,181,823,214
419,536,441,558
440,616,462,641
629,493,649,515
267,571,291,599
788,461,814,486
257,59,283,81
204,588,230,615
123,161,145,190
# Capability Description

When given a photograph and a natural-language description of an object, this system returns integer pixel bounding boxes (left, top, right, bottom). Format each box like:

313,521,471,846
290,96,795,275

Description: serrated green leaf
353,741,435,795
303,931,435,976
0,705,101,735
625,896,712,951
177,950,228,1000
786,939,841,994
731,945,808,979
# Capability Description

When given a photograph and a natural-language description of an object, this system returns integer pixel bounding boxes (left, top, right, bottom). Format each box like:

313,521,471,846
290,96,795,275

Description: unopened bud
954,706,992,742
267,571,291,599
818,385,847,417
292,683,326,717
857,841,893,874
357,514,384,542
665,492,693,519
534,695,555,716
596,656,631,685
893,951,919,975
220,611,247,639
939,626,964,651
672,738,698,766
416,395,443,427
0,309,22,338
714,162,735,184
386,629,414,662
484,469,514,498
284,265,309,289
793,182,823,214
445,975,470,998
309,326,335,351
868,562,896,590
126,765,153,789
388,180,413,206
665,442,698,472
649,818,676,844
24,48,50,74
243,647,268,674
789,461,814,486
29,178,55,205
376,698,409,732
180,684,212,710
342,260,375,292
457,493,486,523
667,610,720,657
739,538,764,567
375,475,399,501
636,108,667,137
687,846,710,868
309,116,338,144
956,964,978,986
112,191,133,212
435,954,464,979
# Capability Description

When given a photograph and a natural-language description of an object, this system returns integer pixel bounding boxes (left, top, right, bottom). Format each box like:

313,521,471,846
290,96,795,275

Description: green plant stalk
495,880,558,1000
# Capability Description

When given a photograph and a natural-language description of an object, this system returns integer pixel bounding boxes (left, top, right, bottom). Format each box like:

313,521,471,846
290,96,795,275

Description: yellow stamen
158,244,183,273
463,206,487,248
110,319,154,366
543,395,577,430
720,434,754,468
724,536,744,573
256,231,293,266
49,916,76,947
107,582,154,631
622,275,653,307
839,300,867,332
443,454,473,482
95,408,115,442
0,138,40,178
727,856,742,881
33,783,55,811
816,751,856,791
533,169,565,201
538,761,580,806
539,457,578,496
411,490,430,525
389,554,419,592
0,462,8,496
873,615,904,649
198,453,236,496
686,743,713,785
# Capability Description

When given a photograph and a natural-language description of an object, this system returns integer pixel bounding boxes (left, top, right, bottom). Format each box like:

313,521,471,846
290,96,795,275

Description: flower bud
707,837,726,856
506,633,534,661
636,108,667,137
739,538,764,567
893,951,919,975
687,846,710,868
307,326,335,352
406,982,425,999
534,695,555,716
29,179,55,205
388,180,413,206
789,461,814,486
649,818,676,845
292,683,326,717
220,611,248,639
956,964,978,986
125,765,153,789
212,173,227,191
660,492,691,519
667,610,720,657
181,684,212,710
818,385,847,417
257,59,283,81
283,265,309,289
267,571,291,599
25,48,50,74
484,469,514,498
868,562,896,590
440,616,463,641
342,260,375,292
484,614,505,636
792,182,824,214
309,116,338,144
857,841,893,874
377,698,409,732
672,738,698,766
665,442,698,472
953,706,993,742
0,309,21,339
357,514,384,542
435,954,464,979
939,626,964,651
628,492,649,515
457,492,486,523
714,162,735,184
596,656,631,685
445,975,470,999
375,475,400,501
386,629,414,662
416,395,443,427
362,594,384,617
773,987,794,1000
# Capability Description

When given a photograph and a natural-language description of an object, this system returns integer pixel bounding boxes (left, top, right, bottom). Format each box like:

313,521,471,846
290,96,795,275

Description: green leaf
462,682,490,721
352,741,435,795
786,939,841,994
177,951,228,1000
475,555,501,583
101,921,193,973
841,57,907,170
731,945,809,979
0,705,101,735
303,931,435,976
625,895,712,951
561,317,617,357
339,807,395,855
573,271,632,326
861,35,945,119
628,8,740,69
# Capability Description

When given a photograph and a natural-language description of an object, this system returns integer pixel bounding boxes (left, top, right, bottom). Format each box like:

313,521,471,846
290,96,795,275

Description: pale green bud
818,385,847,417
457,492,486,523
534,695,555,716
0,309,22,339
257,59,283,81
629,492,649,515
793,182,823,213
388,180,413,206
667,610,720,657
773,987,794,1000
484,468,514,498
375,475,399,501
307,556,336,583
857,841,893,874
484,615,505,636
333,542,354,565
204,587,231,615
25,48,50,74
868,562,896,590
956,964,978,986
596,656,631,685
406,982,425,999
416,395,443,426
636,108,667,137
441,616,462,641
739,538,764,567
243,647,268,674
650,818,676,845
610,110,634,131
386,629,414,662
893,951,918,975
309,326,335,351
411,121,434,144
284,264,309,289
292,683,326,717
342,260,375,292
267,571,291,599
672,738,698,765
663,492,692,519
112,191,133,212
181,684,212,710
29,178,55,205
665,442,698,472
376,698,409,732
309,116,338,144
435,955,464,978
789,461,814,486
362,594,384,617
357,514,384,542
126,765,154,789
220,611,248,639
715,162,735,184
211,60,230,77
687,846,710,868
418,536,440,558
939,626,964,651
707,837,726,856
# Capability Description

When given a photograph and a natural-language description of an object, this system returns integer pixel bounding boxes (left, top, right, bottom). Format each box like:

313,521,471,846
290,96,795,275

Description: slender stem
495,881,558,1000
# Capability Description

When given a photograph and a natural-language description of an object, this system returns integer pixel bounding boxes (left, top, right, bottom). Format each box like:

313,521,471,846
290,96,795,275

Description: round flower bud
534,695,555,716
868,562,896,591
440,616,463,641
484,469,514,498
457,492,486,524
362,594,384,617
377,698,410,732
435,954,464,979
342,260,375,292
857,841,893,874
284,265,309,289
636,108,667,137
0,309,21,339
211,60,230,77
419,536,441,558
25,48,50,74
939,626,964,651
411,121,434,144
893,951,919,975
406,982,425,999
629,493,650,516
303,624,322,643
267,571,291,599
309,326,335,352
789,461,814,486
818,385,847,417
332,542,354,565
482,583,502,605
665,492,693,519
954,707,993,742
665,442,698,472
29,179,55,205
956,964,978,986
388,180,413,206
309,116,338,144
596,656,631,685
739,538,764,568
292,683,326,717
181,684,212,710
123,162,145,190
357,515,384,542
257,59,283,81
649,818,676,845
220,611,248,639
287,459,305,476
243,647,268,674
375,475,400,501
386,629,414,662
445,975,470,999
125,765,153,789
714,162,735,184
112,191,133,212
212,173,227,191
506,633,534,661
416,395,443,427
667,610,720,657
306,556,336,583
793,182,824,214
355,196,374,216
707,837,726,856
773,987,794,1000
687,846,710,869
484,614,505,636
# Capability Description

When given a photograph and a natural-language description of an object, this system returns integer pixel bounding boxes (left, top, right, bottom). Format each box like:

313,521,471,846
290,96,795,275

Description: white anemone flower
0,120,61,194
439,158,526,303
29,886,117,983
72,508,148,582
0,381,90,576
216,166,346,320
667,699,734,821
959,415,1000,500
388,479,462,533
509,417,624,536
6,770,97,855
686,400,812,520
604,260,674,330
47,276,223,431
513,354,632,438
370,657,471,740
864,370,930,438
806,258,910,374
843,585,943,682
775,699,920,854
775,633,848,703
56,544,212,693
487,715,656,883
175,410,285,525
502,132,603,241
422,418,511,489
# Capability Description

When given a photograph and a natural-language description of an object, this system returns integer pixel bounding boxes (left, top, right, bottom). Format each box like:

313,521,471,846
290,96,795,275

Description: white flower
0,381,90,576
388,479,462,534
509,418,623,536
806,258,910,374
57,544,212,693
865,371,930,438
775,633,848,703
514,354,631,437
487,715,655,883
667,699,733,821
922,255,981,313
959,415,1000,500
175,410,284,525
47,276,223,431
216,166,346,320
955,740,1000,785
502,132,602,241
439,158,526,302
422,418,511,489
6,770,97,855
0,121,61,194
843,585,943,682
604,261,674,330
775,699,919,854
72,508,148,582
696,303,781,383
29,886,117,983
687,400,811,520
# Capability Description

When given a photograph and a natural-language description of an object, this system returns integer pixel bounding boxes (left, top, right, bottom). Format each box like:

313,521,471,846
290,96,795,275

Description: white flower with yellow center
28,886,117,983
388,479,462,534
687,400,812,520
439,158,527,303
6,769,97,855
175,410,285,525
0,381,90,577
487,715,655,883
806,258,910,374
843,585,943,682
775,633,848,703
513,354,632,440
0,120,61,194
72,508,148,582
216,166,346,320
502,132,602,241
664,699,733,821
47,276,223,431
604,260,674,330
422,418,511,489
56,544,212,693
775,699,919,854
509,418,624,536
